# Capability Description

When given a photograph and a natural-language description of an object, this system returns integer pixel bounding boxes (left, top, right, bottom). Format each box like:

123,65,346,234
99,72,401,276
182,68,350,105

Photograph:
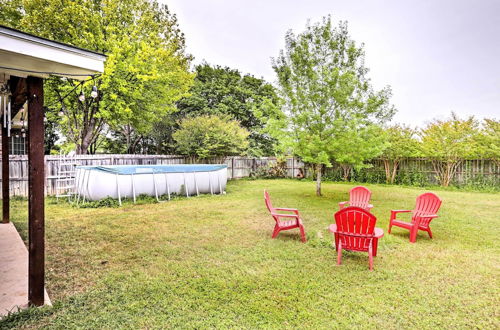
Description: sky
164,0,500,127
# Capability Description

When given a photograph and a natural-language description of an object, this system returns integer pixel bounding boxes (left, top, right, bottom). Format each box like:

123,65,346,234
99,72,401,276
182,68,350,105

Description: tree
331,124,389,181
44,109,61,155
173,115,249,162
380,124,420,184
176,63,279,156
477,118,500,165
3,0,194,154
0,0,22,25
420,113,480,187
271,16,395,195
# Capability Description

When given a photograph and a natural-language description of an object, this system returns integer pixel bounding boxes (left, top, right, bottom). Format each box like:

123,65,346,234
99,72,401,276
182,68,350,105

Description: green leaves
331,124,389,171
173,115,250,160
477,119,500,161
176,64,279,156
420,112,480,161
419,112,482,186
271,16,395,191
5,0,194,154
381,124,421,160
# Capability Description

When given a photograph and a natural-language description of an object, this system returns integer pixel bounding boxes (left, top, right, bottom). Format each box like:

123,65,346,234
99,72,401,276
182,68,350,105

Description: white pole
7,96,11,137
131,174,136,203
183,172,189,197
165,173,171,200
209,172,213,195
194,172,199,196
152,172,159,202
116,174,122,206
82,169,90,204
75,168,82,204
2,95,6,128
217,171,222,194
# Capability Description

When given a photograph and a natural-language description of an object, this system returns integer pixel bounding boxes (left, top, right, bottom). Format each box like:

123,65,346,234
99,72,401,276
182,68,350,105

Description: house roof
0,25,106,80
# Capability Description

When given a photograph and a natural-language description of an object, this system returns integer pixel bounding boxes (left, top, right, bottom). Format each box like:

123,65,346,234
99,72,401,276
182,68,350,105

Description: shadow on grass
271,231,305,243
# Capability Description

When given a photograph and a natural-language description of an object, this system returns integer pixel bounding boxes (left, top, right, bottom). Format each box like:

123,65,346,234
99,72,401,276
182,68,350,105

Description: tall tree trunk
340,164,351,181
316,164,322,196
76,130,95,154
383,159,391,184
129,135,143,154
443,162,451,187
390,160,400,184
432,159,461,187
76,143,88,155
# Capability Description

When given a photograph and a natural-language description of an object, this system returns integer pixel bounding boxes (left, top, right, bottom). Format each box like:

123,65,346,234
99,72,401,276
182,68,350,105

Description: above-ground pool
75,164,227,204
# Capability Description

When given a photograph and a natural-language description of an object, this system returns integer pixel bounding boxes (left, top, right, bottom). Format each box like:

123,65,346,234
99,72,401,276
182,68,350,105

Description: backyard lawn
2,179,499,329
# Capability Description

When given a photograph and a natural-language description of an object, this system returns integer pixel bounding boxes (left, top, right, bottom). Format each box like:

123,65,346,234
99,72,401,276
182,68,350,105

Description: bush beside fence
1,155,498,197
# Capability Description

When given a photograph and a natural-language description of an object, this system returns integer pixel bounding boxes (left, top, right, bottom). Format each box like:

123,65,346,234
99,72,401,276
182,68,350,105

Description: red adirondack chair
388,192,442,243
329,207,384,270
264,190,306,243
338,186,373,211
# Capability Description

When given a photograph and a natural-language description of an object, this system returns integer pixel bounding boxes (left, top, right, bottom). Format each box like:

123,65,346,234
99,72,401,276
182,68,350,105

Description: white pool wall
75,165,227,202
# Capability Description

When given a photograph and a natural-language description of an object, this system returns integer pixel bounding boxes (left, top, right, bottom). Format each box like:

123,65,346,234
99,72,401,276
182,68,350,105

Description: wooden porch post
27,76,45,306
2,123,9,223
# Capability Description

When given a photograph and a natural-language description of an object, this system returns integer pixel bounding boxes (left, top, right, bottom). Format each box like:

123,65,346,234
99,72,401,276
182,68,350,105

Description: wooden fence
1,154,498,197
322,158,499,187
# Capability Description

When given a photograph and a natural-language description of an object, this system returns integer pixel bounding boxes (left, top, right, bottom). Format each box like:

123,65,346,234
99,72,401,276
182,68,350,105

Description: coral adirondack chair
264,190,306,243
329,207,384,270
338,186,373,211
388,192,442,243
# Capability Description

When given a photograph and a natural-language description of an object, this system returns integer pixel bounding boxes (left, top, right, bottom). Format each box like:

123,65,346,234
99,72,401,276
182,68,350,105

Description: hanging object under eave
0,74,11,137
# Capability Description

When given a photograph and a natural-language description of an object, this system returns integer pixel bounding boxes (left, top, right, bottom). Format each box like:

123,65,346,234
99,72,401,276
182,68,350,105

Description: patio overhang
0,25,105,80
0,24,105,315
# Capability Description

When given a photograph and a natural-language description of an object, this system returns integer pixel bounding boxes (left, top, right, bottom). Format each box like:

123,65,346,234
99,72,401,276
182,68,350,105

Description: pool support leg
131,174,136,203
165,173,171,201
194,172,199,196
217,172,222,194
152,172,159,202
116,174,122,206
209,172,213,195
75,168,81,205
183,172,189,198
82,169,90,205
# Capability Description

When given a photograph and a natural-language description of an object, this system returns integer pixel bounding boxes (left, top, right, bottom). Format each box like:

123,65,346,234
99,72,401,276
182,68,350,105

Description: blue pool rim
76,164,228,175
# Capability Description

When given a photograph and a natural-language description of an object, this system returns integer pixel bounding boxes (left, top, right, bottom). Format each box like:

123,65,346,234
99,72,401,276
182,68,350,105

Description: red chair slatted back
349,186,372,209
264,190,273,212
412,193,442,228
334,207,377,252
264,190,279,223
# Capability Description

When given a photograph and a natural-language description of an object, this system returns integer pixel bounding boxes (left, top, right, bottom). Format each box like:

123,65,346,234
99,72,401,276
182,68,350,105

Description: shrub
420,113,480,186
78,197,120,208
173,115,249,161
250,157,288,179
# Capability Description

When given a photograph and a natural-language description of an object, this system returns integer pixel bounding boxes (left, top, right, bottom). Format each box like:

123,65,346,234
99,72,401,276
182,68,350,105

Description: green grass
2,179,499,329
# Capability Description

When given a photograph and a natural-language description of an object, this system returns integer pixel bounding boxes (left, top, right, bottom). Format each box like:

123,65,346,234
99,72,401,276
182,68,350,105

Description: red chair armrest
338,201,348,209
271,213,299,219
274,207,299,215
391,209,411,214
419,214,439,219
367,204,374,209
374,227,384,238
390,209,412,222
